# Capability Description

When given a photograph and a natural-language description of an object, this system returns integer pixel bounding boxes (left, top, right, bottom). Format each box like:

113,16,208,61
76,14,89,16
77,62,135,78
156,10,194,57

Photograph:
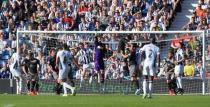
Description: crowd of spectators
0,0,184,79
183,0,210,30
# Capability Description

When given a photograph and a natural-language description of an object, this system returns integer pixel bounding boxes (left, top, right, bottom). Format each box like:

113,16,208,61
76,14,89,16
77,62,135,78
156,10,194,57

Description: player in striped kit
75,42,94,87
174,42,184,95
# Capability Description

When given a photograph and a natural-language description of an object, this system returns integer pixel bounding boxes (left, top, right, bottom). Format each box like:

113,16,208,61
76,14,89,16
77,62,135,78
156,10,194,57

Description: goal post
16,30,207,95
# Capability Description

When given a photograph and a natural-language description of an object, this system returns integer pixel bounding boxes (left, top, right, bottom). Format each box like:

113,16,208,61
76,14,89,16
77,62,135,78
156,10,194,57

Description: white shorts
83,62,94,71
143,64,156,76
58,67,70,80
174,65,183,76
10,67,21,77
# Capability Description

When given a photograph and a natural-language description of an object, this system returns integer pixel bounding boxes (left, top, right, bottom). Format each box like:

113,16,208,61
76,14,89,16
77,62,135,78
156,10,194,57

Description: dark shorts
95,60,105,71
166,72,175,80
27,73,39,81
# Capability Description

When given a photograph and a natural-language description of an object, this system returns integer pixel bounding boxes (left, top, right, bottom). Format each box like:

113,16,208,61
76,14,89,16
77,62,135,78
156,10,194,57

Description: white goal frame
16,30,206,95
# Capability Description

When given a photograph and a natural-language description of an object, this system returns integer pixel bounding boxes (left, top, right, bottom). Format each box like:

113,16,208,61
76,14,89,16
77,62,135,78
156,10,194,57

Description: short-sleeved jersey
56,50,72,69
128,50,137,65
23,58,40,74
75,48,92,64
175,48,184,64
10,52,21,69
140,43,160,65
47,56,56,71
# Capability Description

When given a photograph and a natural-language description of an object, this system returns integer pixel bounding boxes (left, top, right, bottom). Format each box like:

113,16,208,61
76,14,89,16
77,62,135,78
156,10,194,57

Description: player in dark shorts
122,43,140,95
47,48,62,95
94,36,105,83
22,51,40,95
163,51,177,95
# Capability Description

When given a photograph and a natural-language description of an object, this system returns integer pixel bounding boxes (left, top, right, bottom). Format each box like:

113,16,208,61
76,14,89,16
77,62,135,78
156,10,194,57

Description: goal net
16,30,207,95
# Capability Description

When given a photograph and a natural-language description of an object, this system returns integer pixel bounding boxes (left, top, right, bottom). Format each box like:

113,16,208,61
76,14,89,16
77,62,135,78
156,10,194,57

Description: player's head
84,42,89,48
167,51,173,58
28,50,34,59
79,42,84,49
50,48,56,56
130,43,137,50
149,36,156,44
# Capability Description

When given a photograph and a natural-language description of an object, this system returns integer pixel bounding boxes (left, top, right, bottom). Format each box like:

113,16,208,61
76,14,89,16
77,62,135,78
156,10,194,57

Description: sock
63,85,67,94
171,79,177,91
176,78,180,88
135,80,140,89
63,82,73,91
56,83,62,94
31,81,36,92
101,73,105,83
168,81,172,91
19,80,22,93
70,81,75,87
16,80,19,94
98,73,101,83
148,81,153,97
143,79,147,95
27,82,30,92
131,80,134,88
35,82,39,92
177,77,182,89
89,76,93,82
80,76,84,87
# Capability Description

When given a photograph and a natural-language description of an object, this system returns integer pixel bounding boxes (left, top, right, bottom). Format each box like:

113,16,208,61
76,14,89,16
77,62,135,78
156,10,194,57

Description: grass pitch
0,94,210,107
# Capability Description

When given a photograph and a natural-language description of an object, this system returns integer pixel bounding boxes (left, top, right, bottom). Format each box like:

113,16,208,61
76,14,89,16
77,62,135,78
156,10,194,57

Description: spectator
184,59,195,77
0,62,10,79
0,30,5,50
194,61,205,79
195,4,206,22
79,17,89,31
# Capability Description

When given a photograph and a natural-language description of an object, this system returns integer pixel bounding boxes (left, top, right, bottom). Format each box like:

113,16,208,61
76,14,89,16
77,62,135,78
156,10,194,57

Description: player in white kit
56,43,80,96
140,37,160,99
174,42,184,95
9,49,23,94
